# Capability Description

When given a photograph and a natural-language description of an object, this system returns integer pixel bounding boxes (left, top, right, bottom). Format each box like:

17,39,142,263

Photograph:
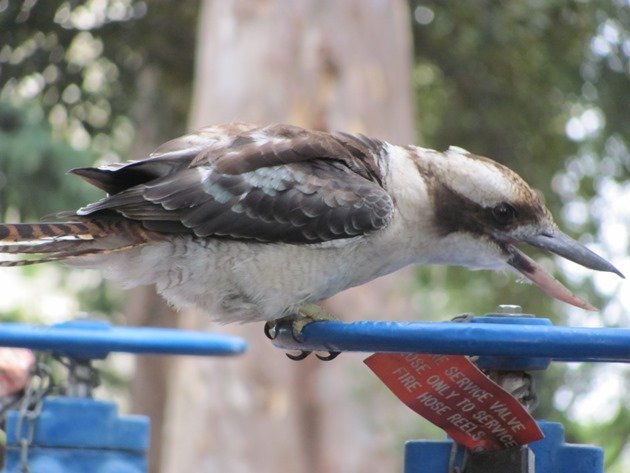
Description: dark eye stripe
432,183,542,236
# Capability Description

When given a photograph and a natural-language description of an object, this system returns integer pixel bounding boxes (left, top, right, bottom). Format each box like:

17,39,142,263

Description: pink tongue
512,249,597,311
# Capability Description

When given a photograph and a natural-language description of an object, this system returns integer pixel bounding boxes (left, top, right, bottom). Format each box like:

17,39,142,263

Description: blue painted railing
0,319,246,359
270,317,630,363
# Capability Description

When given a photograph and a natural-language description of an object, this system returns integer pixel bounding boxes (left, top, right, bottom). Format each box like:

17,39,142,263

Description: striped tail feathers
0,220,154,267
0,222,105,242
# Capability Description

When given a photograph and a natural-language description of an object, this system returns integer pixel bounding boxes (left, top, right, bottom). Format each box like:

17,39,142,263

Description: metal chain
14,354,54,473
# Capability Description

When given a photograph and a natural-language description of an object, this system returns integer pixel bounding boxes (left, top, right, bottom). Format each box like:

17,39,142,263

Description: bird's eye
492,202,517,225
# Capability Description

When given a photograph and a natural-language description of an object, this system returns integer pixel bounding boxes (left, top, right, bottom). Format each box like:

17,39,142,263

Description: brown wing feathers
72,124,393,243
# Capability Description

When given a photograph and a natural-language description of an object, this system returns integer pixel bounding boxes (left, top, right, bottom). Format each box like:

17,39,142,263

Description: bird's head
420,146,624,310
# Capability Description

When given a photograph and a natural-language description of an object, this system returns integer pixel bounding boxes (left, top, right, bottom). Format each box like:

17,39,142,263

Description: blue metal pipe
270,319,630,363
0,320,246,359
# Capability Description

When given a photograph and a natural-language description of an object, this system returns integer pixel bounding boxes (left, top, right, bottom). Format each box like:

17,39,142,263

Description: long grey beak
505,229,623,311
522,230,624,278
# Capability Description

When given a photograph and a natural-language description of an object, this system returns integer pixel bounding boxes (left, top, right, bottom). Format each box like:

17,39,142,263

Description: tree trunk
161,1,416,472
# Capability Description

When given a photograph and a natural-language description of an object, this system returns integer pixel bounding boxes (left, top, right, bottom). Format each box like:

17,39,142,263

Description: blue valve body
3,397,149,473
404,421,603,473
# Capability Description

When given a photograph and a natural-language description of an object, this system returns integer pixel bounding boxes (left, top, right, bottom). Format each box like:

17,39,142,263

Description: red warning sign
364,353,543,451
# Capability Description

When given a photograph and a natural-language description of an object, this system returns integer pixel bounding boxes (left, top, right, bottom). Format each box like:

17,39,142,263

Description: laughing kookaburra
0,123,623,326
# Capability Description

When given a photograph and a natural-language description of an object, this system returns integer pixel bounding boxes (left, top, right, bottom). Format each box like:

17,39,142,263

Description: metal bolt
496,304,523,315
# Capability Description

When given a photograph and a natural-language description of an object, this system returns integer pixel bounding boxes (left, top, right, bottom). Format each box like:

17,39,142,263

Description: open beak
505,229,624,311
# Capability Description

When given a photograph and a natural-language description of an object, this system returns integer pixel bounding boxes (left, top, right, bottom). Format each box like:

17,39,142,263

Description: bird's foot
263,304,341,361
263,315,315,360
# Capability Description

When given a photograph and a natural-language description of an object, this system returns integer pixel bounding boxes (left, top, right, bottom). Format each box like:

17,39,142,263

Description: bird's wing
72,124,394,243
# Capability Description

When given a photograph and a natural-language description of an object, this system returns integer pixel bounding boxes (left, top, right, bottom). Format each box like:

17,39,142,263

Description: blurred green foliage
0,0,197,157
0,101,100,219
412,1,629,186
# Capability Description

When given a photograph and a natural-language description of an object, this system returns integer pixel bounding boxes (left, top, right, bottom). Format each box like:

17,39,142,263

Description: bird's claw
265,318,311,359
316,351,340,361
263,320,277,340
264,307,341,361
284,350,339,361
285,350,312,361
